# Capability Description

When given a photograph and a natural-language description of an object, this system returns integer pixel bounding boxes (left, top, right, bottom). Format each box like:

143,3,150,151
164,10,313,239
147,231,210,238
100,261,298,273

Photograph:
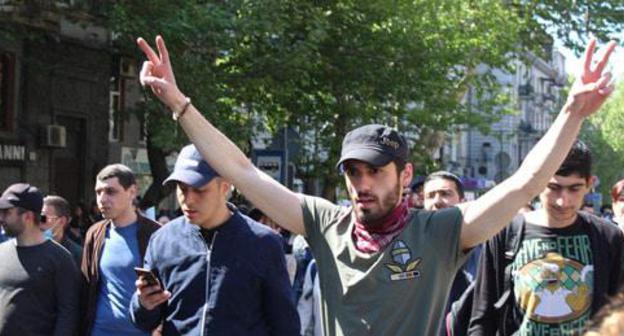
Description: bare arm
458,39,617,249
137,36,306,236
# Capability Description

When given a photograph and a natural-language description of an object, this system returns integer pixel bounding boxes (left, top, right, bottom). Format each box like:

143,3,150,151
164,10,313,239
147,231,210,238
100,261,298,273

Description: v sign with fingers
136,35,308,236
137,35,188,113
565,38,617,118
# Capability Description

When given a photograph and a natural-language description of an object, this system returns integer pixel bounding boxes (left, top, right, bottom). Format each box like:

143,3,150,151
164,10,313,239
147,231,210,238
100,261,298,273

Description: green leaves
581,84,624,196
101,0,624,197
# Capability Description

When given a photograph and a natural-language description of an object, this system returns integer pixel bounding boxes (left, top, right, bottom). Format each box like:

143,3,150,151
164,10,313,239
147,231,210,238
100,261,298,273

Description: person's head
248,207,281,233
539,141,592,225
408,181,424,209
336,124,413,226
95,164,137,223
423,171,465,211
0,183,43,238
585,292,624,336
165,144,231,229
42,195,71,241
610,179,624,220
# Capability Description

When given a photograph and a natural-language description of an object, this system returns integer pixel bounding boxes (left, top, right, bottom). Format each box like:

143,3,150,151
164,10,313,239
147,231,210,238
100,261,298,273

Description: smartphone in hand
134,267,161,288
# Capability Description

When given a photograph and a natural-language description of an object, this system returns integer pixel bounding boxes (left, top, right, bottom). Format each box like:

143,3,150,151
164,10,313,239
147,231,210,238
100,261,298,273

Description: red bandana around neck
352,199,410,253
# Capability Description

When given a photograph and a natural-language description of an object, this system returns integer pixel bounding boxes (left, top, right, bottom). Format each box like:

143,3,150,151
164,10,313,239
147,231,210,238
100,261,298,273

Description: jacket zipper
200,231,218,336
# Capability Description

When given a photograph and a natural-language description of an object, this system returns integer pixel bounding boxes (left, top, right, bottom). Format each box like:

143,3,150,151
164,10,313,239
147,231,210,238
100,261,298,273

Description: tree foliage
99,0,624,203
580,84,624,198
511,0,624,54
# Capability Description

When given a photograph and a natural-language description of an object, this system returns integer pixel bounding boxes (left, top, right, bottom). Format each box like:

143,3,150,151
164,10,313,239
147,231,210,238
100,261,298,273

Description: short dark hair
425,171,465,199
96,164,136,189
43,195,71,219
15,206,41,224
411,181,424,193
394,159,406,175
555,140,591,180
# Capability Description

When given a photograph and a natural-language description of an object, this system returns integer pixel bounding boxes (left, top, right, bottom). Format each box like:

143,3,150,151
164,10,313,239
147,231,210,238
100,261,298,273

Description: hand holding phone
134,267,160,287
134,267,169,310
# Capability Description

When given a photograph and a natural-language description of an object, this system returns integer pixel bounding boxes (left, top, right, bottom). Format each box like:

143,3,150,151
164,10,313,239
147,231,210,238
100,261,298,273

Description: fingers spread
137,37,161,65
156,35,171,65
594,40,617,75
583,38,597,74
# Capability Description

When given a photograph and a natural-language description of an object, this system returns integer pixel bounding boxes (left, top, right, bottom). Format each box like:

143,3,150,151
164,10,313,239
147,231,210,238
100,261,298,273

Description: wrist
168,92,188,113
171,96,192,121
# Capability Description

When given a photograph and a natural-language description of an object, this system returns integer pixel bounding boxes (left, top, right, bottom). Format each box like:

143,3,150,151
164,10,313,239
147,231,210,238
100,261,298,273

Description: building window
109,57,125,142
0,51,14,131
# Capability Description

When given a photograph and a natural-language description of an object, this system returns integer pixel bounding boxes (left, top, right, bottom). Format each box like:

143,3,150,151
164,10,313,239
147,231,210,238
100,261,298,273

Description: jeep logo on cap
379,136,400,150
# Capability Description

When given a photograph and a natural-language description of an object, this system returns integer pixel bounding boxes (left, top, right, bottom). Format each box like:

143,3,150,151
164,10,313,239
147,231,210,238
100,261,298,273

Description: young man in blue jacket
130,144,300,336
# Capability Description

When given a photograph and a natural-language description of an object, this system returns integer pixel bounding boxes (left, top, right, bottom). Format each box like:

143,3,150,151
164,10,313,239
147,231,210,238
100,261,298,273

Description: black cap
337,124,409,168
0,183,44,213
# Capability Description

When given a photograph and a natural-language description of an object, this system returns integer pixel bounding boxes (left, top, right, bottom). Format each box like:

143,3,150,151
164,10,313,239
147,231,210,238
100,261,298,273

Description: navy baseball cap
337,124,409,169
0,183,44,213
163,145,220,188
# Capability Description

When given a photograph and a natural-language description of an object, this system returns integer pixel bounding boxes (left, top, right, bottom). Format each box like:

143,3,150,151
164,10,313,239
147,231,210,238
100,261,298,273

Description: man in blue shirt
80,164,160,335
130,145,299,335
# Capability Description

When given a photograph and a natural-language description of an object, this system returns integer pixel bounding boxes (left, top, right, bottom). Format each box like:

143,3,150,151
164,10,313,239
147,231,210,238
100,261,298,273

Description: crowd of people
0,36,623,336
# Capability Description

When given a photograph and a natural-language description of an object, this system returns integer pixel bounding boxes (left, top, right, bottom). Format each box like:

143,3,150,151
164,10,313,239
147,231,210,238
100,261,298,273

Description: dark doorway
53,115,86,206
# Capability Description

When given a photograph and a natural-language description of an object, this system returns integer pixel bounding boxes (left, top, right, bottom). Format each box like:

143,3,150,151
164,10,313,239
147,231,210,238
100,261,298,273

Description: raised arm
137,36,305,235
458,38,617,249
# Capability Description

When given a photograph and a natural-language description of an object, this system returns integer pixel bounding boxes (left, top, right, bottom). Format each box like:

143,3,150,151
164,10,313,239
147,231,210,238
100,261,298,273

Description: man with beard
136,35,617,335
80,164,160,335
0,183,80,335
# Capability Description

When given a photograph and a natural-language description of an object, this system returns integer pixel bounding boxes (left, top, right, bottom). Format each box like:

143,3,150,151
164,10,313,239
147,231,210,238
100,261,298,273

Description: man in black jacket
469,141,624,335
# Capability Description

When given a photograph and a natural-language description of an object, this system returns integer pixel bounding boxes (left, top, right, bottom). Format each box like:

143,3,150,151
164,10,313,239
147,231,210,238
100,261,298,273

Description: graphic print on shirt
385,240,421,281
512,235,593,335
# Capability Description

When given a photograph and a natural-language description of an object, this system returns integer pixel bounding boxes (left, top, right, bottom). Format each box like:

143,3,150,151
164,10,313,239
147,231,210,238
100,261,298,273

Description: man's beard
2,222,23,237
355,183,402,227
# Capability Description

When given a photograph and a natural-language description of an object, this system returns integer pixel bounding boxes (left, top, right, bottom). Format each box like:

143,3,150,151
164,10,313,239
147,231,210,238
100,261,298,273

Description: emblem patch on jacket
385,240,421,281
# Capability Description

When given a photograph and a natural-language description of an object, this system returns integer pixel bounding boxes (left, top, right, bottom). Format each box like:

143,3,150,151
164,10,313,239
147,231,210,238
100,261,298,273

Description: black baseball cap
337,124,409,168
0,183,44,213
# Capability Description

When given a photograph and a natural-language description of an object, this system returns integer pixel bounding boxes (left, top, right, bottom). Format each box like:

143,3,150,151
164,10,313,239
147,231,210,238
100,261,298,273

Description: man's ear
128,184,138,198
401,163,414,188
23,211,38,227
219,178,233,199
59,216,70,228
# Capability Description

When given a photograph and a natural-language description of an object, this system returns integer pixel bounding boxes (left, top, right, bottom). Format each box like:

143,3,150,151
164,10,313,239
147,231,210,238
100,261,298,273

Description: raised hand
137,35,186,111
565,38,617,118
